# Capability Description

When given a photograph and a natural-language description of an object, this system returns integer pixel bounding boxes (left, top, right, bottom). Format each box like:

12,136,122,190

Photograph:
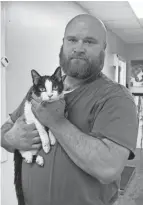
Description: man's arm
1,96,26,152
50,119,130,184
31,96,138,184
1,117,15,152
49,97,138,184
1,93,41,153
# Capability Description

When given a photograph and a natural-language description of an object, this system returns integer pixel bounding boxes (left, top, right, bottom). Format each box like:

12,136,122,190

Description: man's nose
73,41,85,53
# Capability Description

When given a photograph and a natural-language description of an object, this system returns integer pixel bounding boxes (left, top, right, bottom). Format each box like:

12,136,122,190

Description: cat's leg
25,100,50,151
34,119,50,154
20,150,44,166
36,155,44,166
20,151,33,163
49,130,56,145
23,102,36,163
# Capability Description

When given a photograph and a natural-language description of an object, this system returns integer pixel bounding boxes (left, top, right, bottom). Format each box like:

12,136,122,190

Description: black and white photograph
1,1,143,205
129,60,143,94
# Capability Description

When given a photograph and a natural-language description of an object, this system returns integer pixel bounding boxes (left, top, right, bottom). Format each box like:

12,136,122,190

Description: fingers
31,143,42,150
59,98,65,104
32,136,41,144
24,123,37,131
31,93,42,103
17,114,25,122
31,99,39,109
41,101,48,107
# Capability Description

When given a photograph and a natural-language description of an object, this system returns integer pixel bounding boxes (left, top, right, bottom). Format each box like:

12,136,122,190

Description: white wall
3,2,86,205
125,43,143,149
1,3,15,205
103,29,126,80
5,1,87,115
125,43,143,61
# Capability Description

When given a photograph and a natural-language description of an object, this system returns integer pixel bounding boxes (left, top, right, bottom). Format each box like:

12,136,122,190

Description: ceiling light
129,1,143,18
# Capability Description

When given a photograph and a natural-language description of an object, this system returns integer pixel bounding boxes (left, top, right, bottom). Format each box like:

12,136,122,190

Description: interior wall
125,43,143,149
5,1,87,115
103,29,126,80
125,43,143,61
3,2,87,205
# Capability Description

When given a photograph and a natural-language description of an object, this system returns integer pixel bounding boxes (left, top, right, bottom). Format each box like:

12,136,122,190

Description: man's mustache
70,53,88,61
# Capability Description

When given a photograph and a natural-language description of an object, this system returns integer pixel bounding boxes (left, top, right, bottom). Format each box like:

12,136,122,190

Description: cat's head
31,66,66,101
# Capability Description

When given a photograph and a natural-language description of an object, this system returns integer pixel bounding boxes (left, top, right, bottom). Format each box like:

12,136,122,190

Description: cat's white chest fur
20,101,56,166
24,101,36,124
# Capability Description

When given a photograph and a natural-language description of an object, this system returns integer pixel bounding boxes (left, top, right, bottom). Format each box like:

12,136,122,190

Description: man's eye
39,88,46,92
68,39,77,43
84,40,93,44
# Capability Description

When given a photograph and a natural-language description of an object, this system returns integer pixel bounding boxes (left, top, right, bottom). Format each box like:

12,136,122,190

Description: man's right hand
4,115,41,152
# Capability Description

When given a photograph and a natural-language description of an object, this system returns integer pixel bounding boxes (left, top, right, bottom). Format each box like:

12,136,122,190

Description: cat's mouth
48,94,64,102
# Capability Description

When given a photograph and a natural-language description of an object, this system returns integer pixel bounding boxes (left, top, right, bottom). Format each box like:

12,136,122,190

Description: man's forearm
50,118,116,184
1,118,15,153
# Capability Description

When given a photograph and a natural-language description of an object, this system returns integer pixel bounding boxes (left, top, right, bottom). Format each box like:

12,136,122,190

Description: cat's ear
31,69,41,85
53,66,62,81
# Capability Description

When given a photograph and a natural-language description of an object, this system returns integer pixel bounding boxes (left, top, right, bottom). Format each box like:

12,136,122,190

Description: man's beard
59,46,103,80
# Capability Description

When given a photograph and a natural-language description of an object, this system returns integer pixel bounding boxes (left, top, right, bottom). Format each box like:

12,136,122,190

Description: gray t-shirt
10,73,138,205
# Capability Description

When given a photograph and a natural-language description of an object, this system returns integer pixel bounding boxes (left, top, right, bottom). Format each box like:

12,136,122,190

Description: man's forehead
65,23,98,39
64,15,106,43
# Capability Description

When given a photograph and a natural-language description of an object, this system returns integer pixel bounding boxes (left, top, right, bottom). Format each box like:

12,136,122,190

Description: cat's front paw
49,130,56,145
23,152,33,164
24,158,33,163
42,143,50,154
36,155,44,166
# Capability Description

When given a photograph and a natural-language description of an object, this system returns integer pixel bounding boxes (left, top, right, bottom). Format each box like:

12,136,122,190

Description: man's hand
31,99,66,129
4,115,41,151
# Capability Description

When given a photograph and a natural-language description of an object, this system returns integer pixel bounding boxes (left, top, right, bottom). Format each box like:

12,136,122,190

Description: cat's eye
53,86,58,90
39,87,46,92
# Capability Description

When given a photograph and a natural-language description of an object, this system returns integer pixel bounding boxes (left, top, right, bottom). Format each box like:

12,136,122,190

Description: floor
114,148,143,205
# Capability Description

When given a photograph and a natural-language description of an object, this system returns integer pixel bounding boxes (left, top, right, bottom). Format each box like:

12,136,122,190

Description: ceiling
76,1,143,44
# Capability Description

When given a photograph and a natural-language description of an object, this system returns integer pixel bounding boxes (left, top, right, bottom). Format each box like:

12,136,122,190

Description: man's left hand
31,98,66,128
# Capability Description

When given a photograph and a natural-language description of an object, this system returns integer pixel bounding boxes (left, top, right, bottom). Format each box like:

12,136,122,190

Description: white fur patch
20,101,56,166
45,79,52,93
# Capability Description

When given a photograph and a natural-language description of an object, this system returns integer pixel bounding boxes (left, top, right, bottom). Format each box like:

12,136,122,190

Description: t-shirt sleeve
90,96,139,160
9,97,26,123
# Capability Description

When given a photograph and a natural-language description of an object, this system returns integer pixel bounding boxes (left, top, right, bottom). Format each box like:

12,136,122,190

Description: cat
14,66,67,205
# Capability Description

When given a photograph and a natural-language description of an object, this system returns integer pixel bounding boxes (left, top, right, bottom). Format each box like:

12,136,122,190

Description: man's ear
104,42,107,50
99,50,105,70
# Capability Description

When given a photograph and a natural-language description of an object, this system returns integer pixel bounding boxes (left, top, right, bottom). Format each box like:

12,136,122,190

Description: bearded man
1,14,138,205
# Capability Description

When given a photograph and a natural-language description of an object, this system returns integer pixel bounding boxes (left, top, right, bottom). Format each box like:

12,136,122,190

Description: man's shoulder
90,73,135,104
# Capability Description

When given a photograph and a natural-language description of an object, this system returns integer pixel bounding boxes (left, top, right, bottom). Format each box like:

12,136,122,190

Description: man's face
59,20,105,79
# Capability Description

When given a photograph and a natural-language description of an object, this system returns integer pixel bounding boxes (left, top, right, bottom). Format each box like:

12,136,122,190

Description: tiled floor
114,149,143,205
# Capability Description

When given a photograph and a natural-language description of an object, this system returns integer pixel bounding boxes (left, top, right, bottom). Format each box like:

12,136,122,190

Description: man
1,14,138,205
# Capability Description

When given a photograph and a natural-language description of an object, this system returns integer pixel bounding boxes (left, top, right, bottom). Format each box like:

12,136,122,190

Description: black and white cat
14,66,68,205
22,66,66,166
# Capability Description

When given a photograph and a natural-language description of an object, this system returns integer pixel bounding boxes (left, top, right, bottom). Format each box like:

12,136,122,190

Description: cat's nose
48,94,53,98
